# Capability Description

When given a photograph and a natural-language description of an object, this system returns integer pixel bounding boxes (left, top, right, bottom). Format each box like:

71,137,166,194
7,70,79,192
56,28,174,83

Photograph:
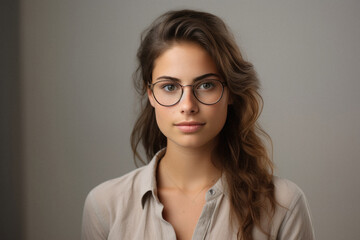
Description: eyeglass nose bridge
178,84,198,102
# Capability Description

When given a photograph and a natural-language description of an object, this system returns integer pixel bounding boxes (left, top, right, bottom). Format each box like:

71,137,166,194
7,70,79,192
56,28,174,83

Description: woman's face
147,41,231,150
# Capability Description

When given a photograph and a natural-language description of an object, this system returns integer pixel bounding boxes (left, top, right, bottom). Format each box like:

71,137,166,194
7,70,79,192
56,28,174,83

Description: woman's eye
161,84,178,92
198,81,215,90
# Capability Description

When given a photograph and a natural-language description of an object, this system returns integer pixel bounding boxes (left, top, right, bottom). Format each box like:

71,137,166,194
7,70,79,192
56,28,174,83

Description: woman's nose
179,86,199,114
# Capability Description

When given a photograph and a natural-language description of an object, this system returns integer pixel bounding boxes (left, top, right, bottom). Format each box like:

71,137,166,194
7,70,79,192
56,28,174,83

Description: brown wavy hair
131,9,276,240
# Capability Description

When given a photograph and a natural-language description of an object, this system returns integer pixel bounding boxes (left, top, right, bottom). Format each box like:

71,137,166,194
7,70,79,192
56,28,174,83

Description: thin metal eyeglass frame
148,80,227,107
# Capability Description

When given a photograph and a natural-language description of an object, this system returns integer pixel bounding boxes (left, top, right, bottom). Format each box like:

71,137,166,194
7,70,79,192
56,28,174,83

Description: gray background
2,0,360,239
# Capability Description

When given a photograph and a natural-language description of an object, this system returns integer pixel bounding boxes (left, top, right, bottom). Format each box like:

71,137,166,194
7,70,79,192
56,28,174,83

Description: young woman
81,9,315,240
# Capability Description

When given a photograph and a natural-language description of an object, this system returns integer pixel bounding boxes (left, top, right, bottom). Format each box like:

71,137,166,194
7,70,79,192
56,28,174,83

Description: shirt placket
152,193,178,240
192,187,221,240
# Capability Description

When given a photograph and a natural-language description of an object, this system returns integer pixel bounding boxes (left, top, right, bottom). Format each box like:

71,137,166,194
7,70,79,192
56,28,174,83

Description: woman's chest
159,190,207,240
107,193,248,240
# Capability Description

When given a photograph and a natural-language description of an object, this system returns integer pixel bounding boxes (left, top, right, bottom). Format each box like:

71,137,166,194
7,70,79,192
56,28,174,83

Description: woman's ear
147,87,155,107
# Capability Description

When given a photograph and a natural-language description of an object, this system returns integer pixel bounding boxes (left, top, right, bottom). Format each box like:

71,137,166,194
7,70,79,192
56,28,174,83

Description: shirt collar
205,173,228,201
140,149,166,209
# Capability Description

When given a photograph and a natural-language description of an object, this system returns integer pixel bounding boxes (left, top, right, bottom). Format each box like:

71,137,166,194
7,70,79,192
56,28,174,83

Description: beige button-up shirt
81,150,315,239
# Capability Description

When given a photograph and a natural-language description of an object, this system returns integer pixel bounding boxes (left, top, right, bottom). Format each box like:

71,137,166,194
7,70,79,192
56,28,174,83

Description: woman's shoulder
84,152,160,212
81,165,154,238
272,176,307,209
270,176,315,239
86,165,149,207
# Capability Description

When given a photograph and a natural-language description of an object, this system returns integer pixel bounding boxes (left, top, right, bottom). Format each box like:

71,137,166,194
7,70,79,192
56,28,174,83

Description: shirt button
209,189,215,195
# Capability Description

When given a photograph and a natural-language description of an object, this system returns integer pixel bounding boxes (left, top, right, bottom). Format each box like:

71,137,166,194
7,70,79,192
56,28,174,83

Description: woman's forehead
152,42,219,83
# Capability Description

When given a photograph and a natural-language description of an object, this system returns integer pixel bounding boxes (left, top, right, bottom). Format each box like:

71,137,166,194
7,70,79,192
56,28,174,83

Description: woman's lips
174,121,205,133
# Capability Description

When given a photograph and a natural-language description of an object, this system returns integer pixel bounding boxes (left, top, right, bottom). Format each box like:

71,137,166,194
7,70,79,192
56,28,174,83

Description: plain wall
20,0,360,239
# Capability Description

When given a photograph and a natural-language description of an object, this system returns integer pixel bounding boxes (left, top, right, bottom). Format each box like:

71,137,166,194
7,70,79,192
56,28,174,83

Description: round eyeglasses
148,79,227,107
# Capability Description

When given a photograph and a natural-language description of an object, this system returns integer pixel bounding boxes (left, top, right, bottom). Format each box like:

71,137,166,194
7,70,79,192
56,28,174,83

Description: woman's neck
157,142,221,191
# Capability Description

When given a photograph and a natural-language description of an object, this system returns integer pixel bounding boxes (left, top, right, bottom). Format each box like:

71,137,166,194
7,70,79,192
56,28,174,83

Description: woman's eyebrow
193,73,220,82
155,73,220,82
155,76,180,82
